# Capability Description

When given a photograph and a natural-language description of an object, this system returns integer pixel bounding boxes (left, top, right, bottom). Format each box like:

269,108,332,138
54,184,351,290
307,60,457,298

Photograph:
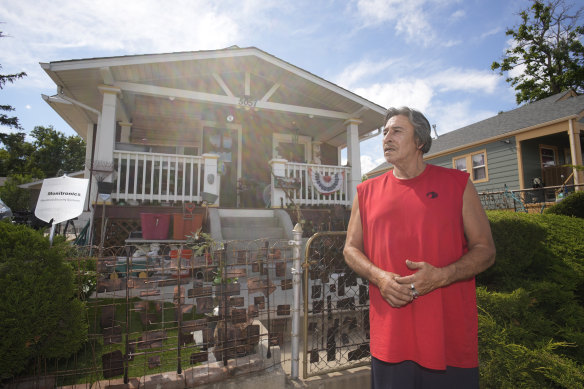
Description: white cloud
450,9,466,21
354,80,434,112
427,100,494,134
354,0,460,46
334,58,399,89
480,27,502,40
0,0,260,89
428,68,500,94
360,154,386,174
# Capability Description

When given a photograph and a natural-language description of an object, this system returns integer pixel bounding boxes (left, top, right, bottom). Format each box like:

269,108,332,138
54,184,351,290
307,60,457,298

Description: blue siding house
366,90,584,197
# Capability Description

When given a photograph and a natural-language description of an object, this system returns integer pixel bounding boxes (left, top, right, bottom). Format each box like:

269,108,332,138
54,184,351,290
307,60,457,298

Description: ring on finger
410,283,420,299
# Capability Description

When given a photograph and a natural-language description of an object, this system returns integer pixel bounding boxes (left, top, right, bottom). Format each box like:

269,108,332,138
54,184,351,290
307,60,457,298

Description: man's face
382,114,420,166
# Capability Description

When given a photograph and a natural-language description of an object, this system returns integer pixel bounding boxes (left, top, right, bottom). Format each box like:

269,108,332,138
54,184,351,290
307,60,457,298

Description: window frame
452,149,489,183
539,144,558,168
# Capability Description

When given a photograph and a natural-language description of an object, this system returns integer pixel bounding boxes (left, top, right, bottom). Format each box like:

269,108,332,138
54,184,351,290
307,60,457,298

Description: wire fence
10,239,301,388
478,184,582,213
303,232,370,378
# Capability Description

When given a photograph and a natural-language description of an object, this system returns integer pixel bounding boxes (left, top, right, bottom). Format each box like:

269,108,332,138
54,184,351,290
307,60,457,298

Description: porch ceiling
41,47,386,148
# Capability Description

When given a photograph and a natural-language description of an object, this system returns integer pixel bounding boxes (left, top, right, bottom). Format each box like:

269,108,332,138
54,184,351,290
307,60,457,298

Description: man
343,107,495,388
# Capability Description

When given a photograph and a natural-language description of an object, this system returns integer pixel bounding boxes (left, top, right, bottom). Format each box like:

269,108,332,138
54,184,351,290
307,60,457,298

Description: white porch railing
113,150,203,203
271,161,351,207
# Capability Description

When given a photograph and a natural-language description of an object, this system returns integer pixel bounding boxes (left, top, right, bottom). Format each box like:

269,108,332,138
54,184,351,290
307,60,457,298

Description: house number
238,96,257,108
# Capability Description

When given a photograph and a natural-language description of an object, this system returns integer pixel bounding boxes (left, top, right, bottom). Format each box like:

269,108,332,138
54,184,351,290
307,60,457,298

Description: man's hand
394,260,450,297
377,270,415,307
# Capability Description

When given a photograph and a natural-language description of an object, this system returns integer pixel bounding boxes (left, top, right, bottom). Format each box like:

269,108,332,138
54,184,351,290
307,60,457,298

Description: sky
1,0,532,174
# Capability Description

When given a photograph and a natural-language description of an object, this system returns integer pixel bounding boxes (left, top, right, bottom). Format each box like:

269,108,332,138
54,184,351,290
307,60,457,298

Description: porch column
119,121,132,143
85,123,95,210
568,119,583,190
94,85,120,182
203,153,220,206
345,119,362,205
269,158,288,208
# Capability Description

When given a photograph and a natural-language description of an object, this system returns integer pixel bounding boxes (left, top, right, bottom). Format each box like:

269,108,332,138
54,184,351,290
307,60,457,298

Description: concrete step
221,226,285,240
220,216,280,229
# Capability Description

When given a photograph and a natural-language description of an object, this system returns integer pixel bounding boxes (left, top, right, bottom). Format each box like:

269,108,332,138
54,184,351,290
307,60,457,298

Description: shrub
477,211,584,388
0,222,88,380
544,191,584,218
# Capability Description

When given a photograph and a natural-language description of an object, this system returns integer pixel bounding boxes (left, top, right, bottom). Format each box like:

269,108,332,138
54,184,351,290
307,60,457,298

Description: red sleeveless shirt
357,164,477,370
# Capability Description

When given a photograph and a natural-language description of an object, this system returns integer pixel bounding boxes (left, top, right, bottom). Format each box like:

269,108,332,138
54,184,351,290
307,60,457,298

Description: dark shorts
371,357,479,389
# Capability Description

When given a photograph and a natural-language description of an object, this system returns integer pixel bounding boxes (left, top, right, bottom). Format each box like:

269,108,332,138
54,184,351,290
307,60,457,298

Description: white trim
115,81,351,119
44,47,386,114
261,83,280,102
212,73,234,97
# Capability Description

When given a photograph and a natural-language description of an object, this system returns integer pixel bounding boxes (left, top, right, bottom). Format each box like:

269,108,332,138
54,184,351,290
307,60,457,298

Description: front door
203,127,238,207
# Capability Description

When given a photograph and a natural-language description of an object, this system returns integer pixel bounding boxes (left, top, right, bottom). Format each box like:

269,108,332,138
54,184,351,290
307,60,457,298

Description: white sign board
35,176,89,224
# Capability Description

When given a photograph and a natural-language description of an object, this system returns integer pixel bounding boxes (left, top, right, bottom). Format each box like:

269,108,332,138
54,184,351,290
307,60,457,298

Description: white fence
275,162,351,207
113,151,203,203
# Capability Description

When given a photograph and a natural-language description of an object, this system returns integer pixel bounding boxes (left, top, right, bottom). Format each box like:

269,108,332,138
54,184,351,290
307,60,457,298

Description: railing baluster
141,154,147,202
133,154,139,200
124,154,130,201
278,162,349,207
150,155,154,202
158,155,163,201
115,153,121,196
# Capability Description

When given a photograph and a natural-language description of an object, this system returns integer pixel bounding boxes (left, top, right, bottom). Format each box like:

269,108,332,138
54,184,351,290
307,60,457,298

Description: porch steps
208,208,294,242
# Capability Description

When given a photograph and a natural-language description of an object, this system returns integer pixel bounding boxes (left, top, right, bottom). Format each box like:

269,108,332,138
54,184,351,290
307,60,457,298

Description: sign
35,176,89,224
274,176,301,190
238,95,257,109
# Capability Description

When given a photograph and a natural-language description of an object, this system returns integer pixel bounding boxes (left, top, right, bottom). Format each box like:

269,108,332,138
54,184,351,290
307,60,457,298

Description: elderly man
344,107,495,388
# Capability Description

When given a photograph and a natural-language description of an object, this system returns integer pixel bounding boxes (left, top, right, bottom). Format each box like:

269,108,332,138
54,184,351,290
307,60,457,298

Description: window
454,157,467,172
452,150,488,183
273,133,312,163
539,145,557,168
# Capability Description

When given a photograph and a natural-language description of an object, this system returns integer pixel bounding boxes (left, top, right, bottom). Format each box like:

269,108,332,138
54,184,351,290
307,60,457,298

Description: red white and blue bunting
309,168,344,195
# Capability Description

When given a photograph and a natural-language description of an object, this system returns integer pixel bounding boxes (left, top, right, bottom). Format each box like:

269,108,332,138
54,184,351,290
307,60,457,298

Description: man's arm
395,179,496,295
343,195,413,307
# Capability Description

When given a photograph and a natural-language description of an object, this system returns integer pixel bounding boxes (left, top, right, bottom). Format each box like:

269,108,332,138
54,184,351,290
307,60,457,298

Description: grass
47,297,206,386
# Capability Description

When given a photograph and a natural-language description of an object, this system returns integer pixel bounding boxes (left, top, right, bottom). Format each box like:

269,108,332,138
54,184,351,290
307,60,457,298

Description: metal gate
302,232,370,378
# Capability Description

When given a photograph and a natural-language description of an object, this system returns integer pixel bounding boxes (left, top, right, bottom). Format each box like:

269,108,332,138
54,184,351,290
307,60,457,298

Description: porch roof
40,46,386,148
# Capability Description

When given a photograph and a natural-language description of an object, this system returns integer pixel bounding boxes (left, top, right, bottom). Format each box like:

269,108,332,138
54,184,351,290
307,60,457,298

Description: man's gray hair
384,107,432,154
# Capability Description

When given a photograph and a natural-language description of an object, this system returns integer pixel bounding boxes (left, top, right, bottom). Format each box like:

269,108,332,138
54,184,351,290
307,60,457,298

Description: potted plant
186,228,239,296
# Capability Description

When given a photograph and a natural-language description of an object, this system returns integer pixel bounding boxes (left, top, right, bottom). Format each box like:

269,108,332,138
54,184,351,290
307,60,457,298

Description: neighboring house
40,46,385,243
366,90,584,197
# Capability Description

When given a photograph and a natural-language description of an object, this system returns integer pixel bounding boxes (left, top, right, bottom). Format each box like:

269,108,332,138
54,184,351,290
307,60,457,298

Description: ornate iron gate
302,232,370,378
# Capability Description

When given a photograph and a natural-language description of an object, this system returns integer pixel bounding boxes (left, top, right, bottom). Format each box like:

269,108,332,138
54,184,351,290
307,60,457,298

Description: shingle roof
367,90,584,175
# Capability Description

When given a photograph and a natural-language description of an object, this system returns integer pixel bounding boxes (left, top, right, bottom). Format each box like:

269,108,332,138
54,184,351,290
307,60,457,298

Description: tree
0,222,88,380
0,126,86,178
0,174,33,211
0,30,27,133
491,0,584,104
29,126,86,178
0,131,36,177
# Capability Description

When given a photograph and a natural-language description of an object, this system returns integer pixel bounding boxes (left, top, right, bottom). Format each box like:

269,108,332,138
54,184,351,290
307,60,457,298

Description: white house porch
111,149,352,208
41,46,386,212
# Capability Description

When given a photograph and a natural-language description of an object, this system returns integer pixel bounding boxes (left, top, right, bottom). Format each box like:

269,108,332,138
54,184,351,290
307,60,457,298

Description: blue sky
1,0,530,173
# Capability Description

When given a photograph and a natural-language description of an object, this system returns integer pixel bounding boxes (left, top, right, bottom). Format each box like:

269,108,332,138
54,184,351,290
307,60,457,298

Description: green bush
544,191,584,218
0,222,88,380
477,211,584,388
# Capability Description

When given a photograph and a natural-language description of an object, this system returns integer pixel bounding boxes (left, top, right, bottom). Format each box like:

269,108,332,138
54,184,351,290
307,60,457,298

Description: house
366,90,584,201
40,46,386,243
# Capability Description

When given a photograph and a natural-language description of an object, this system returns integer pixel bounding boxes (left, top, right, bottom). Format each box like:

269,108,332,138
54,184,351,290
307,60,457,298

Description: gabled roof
41,46,386,148
367,90,584,175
